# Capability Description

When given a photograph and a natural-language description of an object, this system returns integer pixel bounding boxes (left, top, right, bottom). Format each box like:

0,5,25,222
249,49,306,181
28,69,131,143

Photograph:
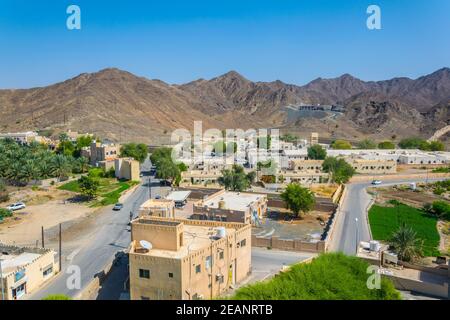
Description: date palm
389,223,423,262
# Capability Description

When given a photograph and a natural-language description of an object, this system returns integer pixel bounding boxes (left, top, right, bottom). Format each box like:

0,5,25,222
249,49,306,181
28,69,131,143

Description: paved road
329,178,444,255
27,159,154,300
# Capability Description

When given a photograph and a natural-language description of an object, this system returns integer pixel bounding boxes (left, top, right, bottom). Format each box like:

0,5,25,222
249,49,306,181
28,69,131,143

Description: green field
369,203,440,257
59,178,137,207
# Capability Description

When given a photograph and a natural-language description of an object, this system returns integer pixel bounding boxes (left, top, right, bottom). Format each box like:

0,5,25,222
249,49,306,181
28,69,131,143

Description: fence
251,235,326,253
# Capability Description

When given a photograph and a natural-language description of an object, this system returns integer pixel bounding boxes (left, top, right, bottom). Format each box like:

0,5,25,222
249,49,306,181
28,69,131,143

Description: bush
231,253,400,300
0,208,13,219
330,139,352,150
432,201,450,220
42,294,72,300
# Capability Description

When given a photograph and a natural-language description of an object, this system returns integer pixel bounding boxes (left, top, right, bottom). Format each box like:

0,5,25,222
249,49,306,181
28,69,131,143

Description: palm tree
389,223,423,262
51,155,72,181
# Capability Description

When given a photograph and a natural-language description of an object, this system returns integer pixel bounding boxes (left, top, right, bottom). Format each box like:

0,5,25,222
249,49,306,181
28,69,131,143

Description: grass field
59,178,138,207
369,203,440,257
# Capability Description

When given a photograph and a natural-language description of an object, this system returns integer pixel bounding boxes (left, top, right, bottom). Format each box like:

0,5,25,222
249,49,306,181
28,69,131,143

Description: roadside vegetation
120,143,149,163
330,139,352,150
322,156,355,184
398,137,445,151
231,253,400,300
307,144,327,160
150,147,186,186
432,166,450,173
369,201,440,257
42,294,72,300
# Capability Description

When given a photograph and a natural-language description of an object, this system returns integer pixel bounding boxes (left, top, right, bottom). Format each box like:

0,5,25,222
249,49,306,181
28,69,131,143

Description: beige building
115,157,140,181
0,131,39,145
310,132,319,145
0,245,58,300
90,141,120,166
192,190,267,224
349,159,397,174
289,159,324,173
279,170,329,185
139,199,175,218
129,217,251,300
180,169,223,187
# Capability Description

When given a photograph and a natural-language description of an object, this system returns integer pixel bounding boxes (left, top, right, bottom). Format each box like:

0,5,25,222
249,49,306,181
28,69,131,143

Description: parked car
113,203,124,211
371,180,382,185
154,195,161,200
6,202,26,211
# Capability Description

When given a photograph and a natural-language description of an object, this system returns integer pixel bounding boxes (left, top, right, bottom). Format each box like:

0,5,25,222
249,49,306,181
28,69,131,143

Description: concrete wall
349,172,450,183
131,219,182,251
251,235,326,253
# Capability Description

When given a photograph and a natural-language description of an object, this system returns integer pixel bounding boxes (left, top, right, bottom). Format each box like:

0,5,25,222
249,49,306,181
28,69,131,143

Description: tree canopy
218,165,253,192
280,183,315,218
330,139,352,150
322,156,355,184
398,138,445,151
307,144,327,160
357,139,377,149
78,175,100,200
378,141,396,149
120,143,149,163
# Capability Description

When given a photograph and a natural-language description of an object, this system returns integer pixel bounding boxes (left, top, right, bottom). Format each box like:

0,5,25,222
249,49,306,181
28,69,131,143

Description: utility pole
355,218,359,254
0,252,4,300
59,223,62,272
41,226,45,248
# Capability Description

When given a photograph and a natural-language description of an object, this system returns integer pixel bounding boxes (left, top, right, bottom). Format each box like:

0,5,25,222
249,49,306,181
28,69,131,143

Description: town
0,128,449,300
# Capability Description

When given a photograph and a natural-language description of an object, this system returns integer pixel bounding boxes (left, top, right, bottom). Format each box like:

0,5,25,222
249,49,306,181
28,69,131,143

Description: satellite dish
140,240,153,250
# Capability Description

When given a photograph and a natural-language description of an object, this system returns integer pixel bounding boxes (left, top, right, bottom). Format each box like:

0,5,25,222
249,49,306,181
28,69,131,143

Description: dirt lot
0,187,97,246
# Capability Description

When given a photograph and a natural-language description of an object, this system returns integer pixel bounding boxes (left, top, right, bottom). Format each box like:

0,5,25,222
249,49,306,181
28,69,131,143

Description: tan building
289,159,324,173
90,141,120,166
349,159,397,174
139,199,175,218
0,245,58,300
180,169,222,187
192,190,267,224
0,131,39,145
129,217,251,300
310,132,319,145
279,170,329,185
115,157,140,181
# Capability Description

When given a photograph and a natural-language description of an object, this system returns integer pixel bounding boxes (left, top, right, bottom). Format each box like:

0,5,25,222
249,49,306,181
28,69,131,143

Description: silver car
6,202,26,211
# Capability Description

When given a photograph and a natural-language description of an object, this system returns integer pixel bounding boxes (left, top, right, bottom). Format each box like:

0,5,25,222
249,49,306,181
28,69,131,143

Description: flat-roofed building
349,159,397,174
166,191,191,208
90,141,120,166
192,190,267,224
129,217,251,300
279,169,329,185
0,244,57,300
310,132,319,145
139,199,176,219
0,131,39,145
180,169,223,187
289,159,324,172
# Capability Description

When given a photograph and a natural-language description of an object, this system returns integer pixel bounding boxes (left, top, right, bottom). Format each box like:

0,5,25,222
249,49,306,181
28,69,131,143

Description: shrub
231,253,400,300
42,294,72,300
432,201,450,220
0,208,13,218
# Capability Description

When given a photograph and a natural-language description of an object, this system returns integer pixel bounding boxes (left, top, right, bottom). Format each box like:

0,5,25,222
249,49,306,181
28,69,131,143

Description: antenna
140,240,153,250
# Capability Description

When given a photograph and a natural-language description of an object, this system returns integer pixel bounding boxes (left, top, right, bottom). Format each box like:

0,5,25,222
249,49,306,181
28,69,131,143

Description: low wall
252,235,326,253
349,172,450,183
323,185,347,251
385,274,449,299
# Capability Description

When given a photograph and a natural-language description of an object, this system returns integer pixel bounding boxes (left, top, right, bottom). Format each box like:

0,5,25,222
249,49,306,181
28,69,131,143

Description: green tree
280,183,315,218
307,144,327,160
78,175,100,200
330,139,352,150
378,141,396,149
389,223,423,262
150,147,173,166
431,200,450,220
322,157,355,184
218,165,251,192
156,158,180,185
429,140,445,151
42,294,72,300
51,155,72,180
280,133,297,143
398,137,431,150
357,139,377,149
120,143,149,163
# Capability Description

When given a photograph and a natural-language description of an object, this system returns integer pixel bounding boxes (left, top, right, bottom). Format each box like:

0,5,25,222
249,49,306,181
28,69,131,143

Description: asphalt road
329,178,444,255
27,159,154,300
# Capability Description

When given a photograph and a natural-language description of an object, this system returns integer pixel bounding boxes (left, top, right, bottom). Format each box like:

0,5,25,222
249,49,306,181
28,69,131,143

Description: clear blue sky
0,0,449,88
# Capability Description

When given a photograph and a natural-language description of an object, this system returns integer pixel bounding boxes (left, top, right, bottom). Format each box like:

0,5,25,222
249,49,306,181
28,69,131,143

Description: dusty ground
0,187,97,247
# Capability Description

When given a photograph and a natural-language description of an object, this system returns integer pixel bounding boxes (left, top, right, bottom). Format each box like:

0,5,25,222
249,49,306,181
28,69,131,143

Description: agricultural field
369,202,441,257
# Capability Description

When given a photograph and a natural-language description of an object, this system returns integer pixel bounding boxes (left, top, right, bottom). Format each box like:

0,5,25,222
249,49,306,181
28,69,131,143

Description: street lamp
355,217,359,254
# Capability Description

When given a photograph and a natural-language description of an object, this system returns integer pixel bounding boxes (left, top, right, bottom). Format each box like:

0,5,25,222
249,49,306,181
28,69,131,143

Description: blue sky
0,0,449,88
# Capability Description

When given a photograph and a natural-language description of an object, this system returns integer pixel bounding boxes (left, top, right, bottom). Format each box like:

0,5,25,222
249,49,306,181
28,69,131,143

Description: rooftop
133,223,236,259
166,191,191,202
0,251,41,276
140,198,174,209
202,191,265,212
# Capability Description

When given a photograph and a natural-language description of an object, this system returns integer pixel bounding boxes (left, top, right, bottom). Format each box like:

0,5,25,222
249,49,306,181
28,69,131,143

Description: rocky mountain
0,67,448,144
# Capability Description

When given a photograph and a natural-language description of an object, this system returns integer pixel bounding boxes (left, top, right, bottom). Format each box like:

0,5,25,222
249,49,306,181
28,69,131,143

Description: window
139,269,150,279
43,266,53,277
240,239,247,247
195,264,201,274
219,251,224,260
141,296,150,300
205,256,212,269
168,273,173,278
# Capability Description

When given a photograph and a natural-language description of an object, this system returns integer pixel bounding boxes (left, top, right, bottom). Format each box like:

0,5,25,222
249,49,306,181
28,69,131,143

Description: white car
371,180,382,185
6,202,26,211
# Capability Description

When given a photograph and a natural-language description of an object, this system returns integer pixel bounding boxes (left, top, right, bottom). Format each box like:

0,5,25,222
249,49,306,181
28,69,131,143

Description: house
192,190,267,224
138,199,175,218
0,245,58,300
115,157,140,181
128,216,251,300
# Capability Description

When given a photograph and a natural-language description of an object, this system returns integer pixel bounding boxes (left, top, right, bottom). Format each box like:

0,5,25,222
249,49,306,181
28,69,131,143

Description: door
12,282,26,300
